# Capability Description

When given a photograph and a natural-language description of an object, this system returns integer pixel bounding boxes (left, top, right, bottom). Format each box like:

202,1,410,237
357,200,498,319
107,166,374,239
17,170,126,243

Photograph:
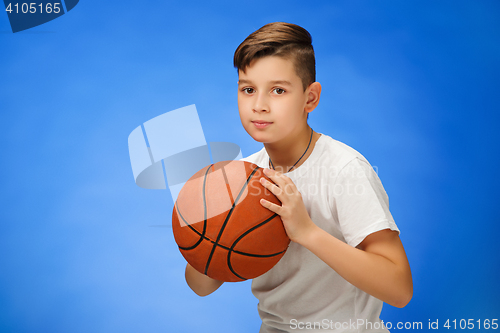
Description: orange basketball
172,160,290,282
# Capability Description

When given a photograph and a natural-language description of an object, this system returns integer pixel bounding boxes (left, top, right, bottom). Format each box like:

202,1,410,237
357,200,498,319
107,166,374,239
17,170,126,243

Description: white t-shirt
241,133,399,333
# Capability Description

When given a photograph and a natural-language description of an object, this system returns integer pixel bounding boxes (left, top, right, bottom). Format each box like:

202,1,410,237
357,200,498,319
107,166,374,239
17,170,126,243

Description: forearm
298,225,412,308
185,263,224,297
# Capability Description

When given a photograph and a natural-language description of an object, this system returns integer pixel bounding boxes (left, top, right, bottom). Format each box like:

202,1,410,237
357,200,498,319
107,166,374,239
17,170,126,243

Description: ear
304,82,322,113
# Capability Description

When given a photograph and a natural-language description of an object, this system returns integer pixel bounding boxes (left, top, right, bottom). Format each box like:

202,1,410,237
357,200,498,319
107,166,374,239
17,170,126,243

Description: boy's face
237,56,311,145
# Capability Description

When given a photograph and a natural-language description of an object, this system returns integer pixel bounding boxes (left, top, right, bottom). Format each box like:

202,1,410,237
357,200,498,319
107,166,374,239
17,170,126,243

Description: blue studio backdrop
1,1,499,332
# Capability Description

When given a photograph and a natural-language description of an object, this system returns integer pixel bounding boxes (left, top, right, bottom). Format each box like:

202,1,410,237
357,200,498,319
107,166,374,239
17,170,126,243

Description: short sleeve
331,158,399,248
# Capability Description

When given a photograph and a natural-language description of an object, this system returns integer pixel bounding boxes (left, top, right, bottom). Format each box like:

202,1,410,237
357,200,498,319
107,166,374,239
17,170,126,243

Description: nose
253,92,269,113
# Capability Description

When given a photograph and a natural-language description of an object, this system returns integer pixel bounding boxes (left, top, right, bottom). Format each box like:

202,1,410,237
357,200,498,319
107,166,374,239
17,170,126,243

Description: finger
263,168,289,187
260,177,283,198
260,198,282,215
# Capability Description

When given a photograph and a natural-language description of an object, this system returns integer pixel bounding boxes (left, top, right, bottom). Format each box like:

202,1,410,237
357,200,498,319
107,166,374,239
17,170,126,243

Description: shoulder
315,134,372,174
240,147,268,168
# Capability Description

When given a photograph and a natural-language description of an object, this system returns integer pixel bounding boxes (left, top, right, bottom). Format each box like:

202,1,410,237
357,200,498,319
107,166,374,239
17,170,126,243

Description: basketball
172,160,290,282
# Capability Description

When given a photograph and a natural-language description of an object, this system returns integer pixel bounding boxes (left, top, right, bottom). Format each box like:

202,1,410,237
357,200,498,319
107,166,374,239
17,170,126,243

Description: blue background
1,1,499,332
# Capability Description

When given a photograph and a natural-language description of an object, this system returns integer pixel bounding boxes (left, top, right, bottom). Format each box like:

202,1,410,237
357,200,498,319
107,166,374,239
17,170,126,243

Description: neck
265,126,317,173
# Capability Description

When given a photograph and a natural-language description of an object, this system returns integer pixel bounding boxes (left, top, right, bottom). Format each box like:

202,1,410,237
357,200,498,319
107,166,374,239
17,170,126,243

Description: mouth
252,120,273,129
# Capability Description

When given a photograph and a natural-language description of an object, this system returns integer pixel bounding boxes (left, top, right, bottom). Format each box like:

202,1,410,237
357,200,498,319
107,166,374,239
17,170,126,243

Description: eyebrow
238,79,293,86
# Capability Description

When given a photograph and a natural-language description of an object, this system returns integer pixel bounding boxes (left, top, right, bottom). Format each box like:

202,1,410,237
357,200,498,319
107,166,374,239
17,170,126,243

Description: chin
246,129,269,143
242,122,276,143
249,133,267,143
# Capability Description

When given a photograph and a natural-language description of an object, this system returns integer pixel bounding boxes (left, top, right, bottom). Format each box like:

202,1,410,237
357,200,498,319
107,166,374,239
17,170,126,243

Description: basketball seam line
227,212,284,280
204,166,260,275
220,166,235,205
174,165,212,251
177,207,285,257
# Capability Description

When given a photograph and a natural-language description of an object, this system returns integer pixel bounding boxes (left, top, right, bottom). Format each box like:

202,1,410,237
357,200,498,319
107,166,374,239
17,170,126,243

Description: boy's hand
259,168,317,244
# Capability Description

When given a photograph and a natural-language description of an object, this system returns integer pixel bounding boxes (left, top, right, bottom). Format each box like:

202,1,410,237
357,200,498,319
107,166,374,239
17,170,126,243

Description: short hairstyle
234,22,316,91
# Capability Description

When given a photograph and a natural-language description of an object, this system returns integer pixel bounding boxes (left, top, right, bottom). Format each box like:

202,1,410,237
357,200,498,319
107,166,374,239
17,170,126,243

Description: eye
272,87,286,95
242,87,255,94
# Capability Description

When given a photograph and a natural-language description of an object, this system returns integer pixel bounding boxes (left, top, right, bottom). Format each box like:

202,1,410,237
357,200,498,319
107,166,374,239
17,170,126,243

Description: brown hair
234,22,315,91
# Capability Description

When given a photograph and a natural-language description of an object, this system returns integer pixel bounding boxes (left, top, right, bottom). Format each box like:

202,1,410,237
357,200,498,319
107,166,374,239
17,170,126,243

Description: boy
185,22,412,332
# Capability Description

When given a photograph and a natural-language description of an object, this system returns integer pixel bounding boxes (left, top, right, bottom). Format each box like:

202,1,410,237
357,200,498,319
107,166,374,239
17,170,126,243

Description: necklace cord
269,127,313,173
